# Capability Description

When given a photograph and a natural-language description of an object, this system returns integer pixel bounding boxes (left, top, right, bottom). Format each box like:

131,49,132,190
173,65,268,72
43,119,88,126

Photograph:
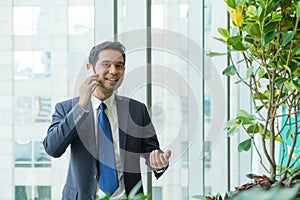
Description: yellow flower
229,6,243,27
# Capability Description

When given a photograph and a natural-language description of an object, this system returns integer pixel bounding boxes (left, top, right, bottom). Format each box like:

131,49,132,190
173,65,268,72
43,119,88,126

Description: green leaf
223,65,237,76
252,92,268,100
268,61,277,69
275,77,288,85
292,40,300,56
128,181,143,198
292,80,300,89
218,27,230,39
247,124,260,134
256,81,261,88
224,118,238,130
192,195,207,200
231,185,300,200
227,0,237,9
275,136,283,143
99,196,110,200
246,66,254,79
227,36,241,45
213,37,226,43
206,52,227,57
255,105,264,112
258,66,265,79
285,128,292,140
271,11,282,22
238,138,252,152
236,109,256,124
235,79,245,84
283,65,292,75
263,22,277,34
227,124,240,137
263,32,275,45
249,23,261,38
232,42,246,51
244,35,254,44
284,81,294,92
297,1,300,19
282,31,294,46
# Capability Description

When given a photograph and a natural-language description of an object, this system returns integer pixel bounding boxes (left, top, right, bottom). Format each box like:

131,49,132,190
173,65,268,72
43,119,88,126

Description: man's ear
86,63,91,70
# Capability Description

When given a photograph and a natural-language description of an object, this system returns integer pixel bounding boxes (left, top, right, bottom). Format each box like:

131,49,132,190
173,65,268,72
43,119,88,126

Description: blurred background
0,0,255,199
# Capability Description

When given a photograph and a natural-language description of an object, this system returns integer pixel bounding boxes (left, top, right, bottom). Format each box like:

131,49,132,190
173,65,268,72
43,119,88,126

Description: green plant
192,193,229,200
209,0,300,184
231,183,300,200
97,181,149,200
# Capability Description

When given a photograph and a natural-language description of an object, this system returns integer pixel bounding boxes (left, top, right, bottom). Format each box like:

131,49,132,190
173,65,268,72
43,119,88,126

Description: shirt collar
91,93,115,110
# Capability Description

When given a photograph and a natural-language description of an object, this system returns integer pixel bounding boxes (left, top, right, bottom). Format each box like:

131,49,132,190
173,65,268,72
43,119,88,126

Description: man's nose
109,64,118,74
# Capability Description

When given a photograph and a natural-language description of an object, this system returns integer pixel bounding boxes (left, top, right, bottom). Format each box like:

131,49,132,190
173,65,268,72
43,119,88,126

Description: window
181,186,188,200
14,96,51,124
204,141,212,169
14,7,40,35
181,141,189,168
14,51,51,80
152,186,163,200
14,141,51,168
68,6,94,35
15,185,51,200
204,97,211,123
181,96,188,122
14,141,32,168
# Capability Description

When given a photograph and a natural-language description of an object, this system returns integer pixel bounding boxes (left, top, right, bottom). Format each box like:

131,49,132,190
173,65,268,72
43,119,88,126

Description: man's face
94,49,125,95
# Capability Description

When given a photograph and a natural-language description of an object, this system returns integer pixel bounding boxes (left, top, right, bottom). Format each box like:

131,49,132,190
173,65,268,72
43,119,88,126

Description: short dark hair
88,41,126,68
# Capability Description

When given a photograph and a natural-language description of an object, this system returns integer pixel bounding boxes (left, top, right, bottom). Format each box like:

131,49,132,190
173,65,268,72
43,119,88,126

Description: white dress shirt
91,94,126,199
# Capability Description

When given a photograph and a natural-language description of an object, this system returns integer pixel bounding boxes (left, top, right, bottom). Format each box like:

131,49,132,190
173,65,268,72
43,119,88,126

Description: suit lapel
86,103,97,157
116,95,129,170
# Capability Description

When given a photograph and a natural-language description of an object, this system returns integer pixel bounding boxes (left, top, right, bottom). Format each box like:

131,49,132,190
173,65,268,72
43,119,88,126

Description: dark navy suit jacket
43,95,165,200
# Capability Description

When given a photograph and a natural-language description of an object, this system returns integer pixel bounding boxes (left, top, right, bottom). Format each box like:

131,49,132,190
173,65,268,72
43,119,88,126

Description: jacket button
94,174,98,179
90,196,95,200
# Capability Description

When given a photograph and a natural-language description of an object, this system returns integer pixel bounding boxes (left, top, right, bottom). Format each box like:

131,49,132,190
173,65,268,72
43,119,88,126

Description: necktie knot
99,102,107,111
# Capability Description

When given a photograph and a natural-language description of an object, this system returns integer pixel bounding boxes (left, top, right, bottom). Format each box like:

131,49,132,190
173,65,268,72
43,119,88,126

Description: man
43,41,171,200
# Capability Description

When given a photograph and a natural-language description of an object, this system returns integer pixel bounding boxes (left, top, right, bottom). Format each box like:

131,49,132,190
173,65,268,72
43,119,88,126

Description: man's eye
102,63,110,67
117,64,124,69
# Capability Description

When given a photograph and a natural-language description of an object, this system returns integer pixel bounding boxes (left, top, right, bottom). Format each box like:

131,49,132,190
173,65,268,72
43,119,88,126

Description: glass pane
68,6,94,35
14,51,51,80
181,142,188,168
67,51,87,80
14,96,33,124
15,186,31,200
34,97,51,123
203,0,228,195
14,7,40,35
151,2,190,199
152,186,162,200
35,186,51,200
34,141,51,168
14,96,51,124
14,140,32,168
181,186,188,199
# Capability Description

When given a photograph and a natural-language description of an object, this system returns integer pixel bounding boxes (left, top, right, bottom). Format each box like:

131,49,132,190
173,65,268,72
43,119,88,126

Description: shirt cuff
155,167,166,173
72,104,89,126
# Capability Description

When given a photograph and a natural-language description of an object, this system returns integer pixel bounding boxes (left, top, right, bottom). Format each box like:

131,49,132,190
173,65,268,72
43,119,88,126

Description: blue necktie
98,102,119,196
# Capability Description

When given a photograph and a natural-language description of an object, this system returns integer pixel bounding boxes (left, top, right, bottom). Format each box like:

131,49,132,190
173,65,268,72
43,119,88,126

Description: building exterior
0,0,255,199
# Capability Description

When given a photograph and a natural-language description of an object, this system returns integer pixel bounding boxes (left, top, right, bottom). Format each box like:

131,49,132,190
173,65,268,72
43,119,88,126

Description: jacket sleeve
139,103,168,179
43,102,88,158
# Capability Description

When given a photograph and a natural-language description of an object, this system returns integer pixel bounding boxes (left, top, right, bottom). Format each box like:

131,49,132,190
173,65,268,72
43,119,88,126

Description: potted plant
204,0,300,198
